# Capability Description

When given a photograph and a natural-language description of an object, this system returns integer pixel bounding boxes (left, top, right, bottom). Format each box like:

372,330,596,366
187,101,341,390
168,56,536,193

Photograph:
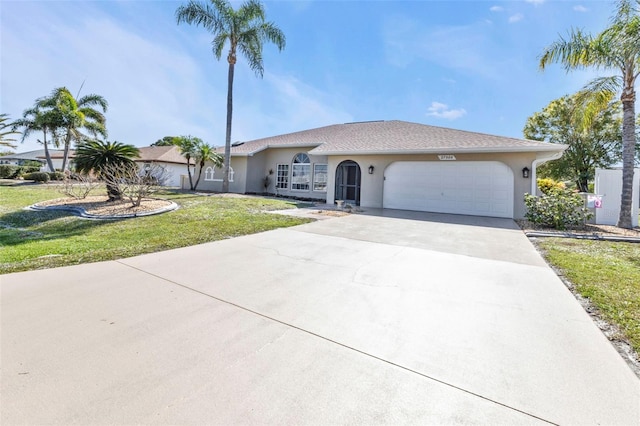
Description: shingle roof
227,120,566,156
1,149,64,161
35,146,189,164
136,146,189,164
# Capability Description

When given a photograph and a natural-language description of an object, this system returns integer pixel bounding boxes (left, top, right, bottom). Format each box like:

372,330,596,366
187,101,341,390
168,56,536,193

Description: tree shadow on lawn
0,209,115,247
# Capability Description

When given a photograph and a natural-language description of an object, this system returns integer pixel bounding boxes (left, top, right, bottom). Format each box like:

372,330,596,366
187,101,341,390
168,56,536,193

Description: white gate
594,168,639,227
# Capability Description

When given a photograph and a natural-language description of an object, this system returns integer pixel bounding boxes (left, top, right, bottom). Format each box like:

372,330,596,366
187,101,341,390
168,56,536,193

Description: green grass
538,238,640,354
0,183,311,274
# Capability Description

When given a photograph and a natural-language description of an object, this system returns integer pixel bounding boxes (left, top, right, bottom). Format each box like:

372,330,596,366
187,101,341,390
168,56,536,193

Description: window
313,164,328,192
204,167,214,181
291,153,311,191
276,164,289,189
205,166,234,182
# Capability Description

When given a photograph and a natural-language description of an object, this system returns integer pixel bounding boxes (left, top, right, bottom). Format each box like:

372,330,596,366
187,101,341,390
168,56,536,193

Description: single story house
192,120,566,219
0,149,65,169
135,146,189,187
43,146,189,187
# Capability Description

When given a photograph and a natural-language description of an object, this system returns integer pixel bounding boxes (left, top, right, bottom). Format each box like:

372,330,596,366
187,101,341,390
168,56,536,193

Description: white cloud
508,13,524,23
525,0,545,5
489,6,503,12
426,102,467,120
573,5,589,12
2,2,223,150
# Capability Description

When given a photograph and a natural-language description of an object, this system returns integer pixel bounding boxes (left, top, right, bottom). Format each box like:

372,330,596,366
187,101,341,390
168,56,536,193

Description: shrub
0,165,19,179
23,172,50,183
58,174,100,199
48,171,66,181
524,190,593,230
537,178,566,195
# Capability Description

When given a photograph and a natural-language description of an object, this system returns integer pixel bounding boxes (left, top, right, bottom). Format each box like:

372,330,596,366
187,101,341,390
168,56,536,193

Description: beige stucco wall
182,157,248,193
182,148,542,219
245,147,329,200
326,152,538,219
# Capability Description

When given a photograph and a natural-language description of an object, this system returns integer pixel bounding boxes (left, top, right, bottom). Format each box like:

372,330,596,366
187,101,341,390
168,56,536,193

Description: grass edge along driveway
536,237,640,358
0,185,311,274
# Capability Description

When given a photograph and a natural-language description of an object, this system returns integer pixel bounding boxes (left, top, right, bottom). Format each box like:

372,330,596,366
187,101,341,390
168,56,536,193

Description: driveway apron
2,210,639,425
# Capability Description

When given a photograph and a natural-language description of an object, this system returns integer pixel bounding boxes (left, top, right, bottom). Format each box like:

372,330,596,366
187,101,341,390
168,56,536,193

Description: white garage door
383,161,514,218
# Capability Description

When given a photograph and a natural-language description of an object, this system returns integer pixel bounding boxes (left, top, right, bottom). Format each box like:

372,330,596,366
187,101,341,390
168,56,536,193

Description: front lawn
0,183,311,274
537,238,640,354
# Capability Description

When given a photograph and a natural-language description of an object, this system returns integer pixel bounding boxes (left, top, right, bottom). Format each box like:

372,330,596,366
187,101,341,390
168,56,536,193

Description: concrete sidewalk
2,212,639,424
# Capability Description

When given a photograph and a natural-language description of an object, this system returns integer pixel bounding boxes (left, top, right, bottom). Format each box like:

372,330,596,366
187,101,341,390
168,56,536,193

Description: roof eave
309,145,568,156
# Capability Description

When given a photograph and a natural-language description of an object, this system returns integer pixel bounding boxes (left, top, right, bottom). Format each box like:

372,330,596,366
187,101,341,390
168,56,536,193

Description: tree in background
0,114,19,149
539,0,640,228
172,135,200,190
12,103,64,172
38,87,108,171
524,93,623,192
74,139,139,201
176,0,285,193
193,141,223,190
152,136,179,146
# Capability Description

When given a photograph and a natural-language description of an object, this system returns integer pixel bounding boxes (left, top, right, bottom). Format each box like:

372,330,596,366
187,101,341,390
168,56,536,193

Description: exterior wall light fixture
368,165,374,174
522,167,530,178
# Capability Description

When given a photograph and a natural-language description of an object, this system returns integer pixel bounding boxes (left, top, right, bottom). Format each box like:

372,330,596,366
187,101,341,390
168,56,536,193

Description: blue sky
1,0,617,152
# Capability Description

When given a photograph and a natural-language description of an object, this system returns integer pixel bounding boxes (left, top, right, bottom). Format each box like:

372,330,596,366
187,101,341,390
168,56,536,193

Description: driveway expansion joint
116,259,559,425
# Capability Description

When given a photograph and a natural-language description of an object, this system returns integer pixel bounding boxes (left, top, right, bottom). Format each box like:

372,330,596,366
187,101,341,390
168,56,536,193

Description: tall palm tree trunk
62,129,72,171
222,61,234,193
42,128,55,172
186,155,194,190
617,94,636,228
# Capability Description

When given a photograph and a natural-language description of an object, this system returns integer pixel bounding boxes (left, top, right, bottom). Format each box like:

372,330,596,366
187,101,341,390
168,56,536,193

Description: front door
335,161,361,205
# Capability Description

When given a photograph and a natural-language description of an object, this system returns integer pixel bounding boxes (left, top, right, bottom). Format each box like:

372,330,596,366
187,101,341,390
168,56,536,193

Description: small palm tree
0,114,19,149
539,0,640,228
74,139,139,201
12,104,64,172
176,0,285,193
172,135,200,190
193,141,223,190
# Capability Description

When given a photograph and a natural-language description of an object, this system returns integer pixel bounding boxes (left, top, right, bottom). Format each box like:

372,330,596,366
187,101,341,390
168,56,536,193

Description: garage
383,161,514,218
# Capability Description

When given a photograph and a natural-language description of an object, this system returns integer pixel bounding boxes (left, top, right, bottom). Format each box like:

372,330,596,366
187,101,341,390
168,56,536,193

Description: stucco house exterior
186,120,568,219
0,149,65,170
41,146,189,187
135,146,189,188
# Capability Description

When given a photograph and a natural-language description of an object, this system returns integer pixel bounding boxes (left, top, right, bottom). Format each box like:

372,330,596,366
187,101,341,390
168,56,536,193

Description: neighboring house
0,149,64,169
47,146,190,187
135,146,189,188
192,120,567,219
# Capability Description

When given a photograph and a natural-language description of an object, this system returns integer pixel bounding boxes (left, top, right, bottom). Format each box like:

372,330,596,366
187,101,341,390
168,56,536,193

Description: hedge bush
23,172,50,183
48,171,66,181
524,190,592,230
0,165,41,179
0,165,20,179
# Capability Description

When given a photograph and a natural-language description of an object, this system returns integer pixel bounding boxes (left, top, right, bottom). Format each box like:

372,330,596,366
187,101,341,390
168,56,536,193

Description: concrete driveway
2,211,638,425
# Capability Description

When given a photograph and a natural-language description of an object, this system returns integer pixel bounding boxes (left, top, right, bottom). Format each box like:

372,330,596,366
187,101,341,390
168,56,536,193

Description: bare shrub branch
58,173,101,199
101,162,170,207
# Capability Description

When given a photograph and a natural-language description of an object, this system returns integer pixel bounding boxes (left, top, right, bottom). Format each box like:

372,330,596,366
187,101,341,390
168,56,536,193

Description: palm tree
74,139,139,201
539,0,640,228
176,0,285,193
193,141,223,190
12,104,64,172
39,87,108,171
0,114,19,149
172,135,200,190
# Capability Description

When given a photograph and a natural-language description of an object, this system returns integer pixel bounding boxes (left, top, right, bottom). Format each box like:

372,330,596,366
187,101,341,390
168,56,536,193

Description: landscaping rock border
29,200,179,220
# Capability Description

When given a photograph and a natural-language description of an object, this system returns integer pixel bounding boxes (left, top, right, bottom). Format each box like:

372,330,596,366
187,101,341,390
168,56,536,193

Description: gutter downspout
530,151,564,195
